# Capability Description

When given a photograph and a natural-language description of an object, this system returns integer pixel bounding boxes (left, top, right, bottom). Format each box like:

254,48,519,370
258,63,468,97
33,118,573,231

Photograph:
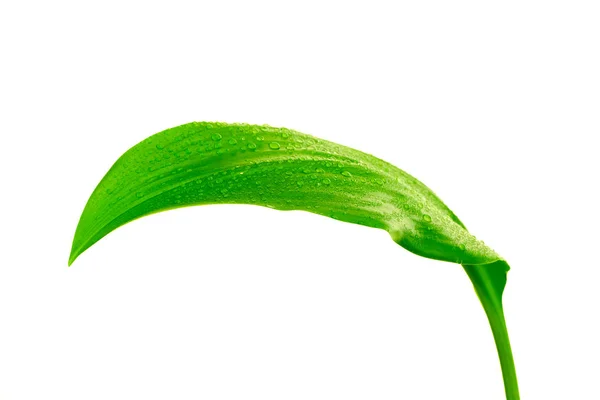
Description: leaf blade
69,121,519,399
69,122,500,267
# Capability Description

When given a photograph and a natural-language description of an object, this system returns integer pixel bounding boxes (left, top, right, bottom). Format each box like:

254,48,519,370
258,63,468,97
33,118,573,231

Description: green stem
463,261,520,400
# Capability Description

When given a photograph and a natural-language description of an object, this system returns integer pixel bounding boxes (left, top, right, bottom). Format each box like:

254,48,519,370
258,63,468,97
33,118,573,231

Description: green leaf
69,122,519,399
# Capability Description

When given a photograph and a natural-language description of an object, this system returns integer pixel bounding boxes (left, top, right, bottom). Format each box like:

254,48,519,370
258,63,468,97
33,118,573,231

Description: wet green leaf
69,122,519,399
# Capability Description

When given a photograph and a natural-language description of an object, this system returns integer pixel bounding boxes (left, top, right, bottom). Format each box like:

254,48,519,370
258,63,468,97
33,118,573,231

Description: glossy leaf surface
70,122,499,267
69,122,519,399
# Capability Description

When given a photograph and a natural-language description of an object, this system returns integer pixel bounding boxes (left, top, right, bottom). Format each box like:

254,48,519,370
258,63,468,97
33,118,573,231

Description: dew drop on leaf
342,171,352,177
211,133,222,141
422,214,432,222
269,142,281,150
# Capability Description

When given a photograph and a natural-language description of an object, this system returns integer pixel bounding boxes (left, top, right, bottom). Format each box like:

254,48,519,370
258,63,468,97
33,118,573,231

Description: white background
1,1,599,399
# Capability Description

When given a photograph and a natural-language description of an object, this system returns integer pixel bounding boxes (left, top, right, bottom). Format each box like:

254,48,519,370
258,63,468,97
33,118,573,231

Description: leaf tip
68,242,82,267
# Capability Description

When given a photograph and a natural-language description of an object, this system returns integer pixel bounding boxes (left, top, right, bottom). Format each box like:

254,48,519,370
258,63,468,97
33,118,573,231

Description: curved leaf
70,122,499,267
69,122,519,399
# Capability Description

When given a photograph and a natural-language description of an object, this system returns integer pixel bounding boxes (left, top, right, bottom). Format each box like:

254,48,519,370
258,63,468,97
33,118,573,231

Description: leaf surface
70,122,500,268
69,122,519,399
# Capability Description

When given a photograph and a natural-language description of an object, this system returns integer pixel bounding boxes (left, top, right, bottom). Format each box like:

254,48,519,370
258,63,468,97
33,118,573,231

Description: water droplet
281,132,290,138
215,178,224,184
315,168,325,173
247,143,257,150
156,144,164,150
216,148,225,155
341,171,352,177
228,138,238,145
459,244,466,251
323,178,331,185
297,181,304,187
256,135,264,141
422,214,432,222
211,133,222,141
269,142,281,150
